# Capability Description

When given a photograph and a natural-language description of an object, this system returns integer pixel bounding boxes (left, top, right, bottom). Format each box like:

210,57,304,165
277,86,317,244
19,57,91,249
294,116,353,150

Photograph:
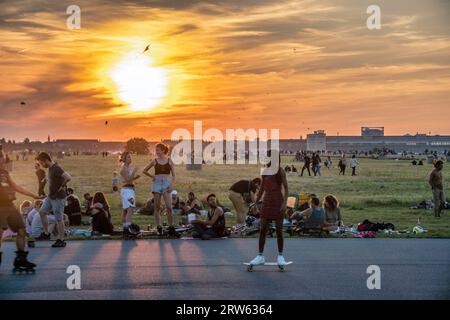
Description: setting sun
110,54,168,111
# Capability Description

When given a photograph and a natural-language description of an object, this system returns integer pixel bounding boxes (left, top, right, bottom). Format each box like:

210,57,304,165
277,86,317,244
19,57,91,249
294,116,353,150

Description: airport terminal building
293,127,450,153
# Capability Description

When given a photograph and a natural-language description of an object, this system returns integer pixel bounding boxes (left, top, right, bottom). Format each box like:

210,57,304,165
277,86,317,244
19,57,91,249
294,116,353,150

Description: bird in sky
142,44,151,54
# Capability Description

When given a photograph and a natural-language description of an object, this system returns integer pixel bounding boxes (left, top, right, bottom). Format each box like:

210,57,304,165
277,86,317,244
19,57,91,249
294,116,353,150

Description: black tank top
208,208,225,236
155,158,171,175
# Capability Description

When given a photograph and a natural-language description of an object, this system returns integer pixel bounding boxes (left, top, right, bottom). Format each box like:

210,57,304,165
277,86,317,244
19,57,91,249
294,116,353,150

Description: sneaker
51,239,67,248
249,254,265,265
277,254,287,266
36,232,51,241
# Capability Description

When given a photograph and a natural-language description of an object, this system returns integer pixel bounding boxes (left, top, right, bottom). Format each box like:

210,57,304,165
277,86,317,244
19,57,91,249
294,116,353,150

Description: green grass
8,155,450,238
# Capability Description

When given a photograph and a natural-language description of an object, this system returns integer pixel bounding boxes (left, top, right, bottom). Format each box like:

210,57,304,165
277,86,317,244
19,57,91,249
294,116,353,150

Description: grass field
8,155,450,238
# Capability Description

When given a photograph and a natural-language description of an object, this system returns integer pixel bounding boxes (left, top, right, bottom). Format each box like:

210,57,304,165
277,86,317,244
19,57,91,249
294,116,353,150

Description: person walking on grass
339,154,347,175
300,154,311,176
429,160,445,218
350,154,359,176
312,153,322,176
249,150,289,267
119,152,141,237
143,143,179,237
0,150,41,270
35,152,71,248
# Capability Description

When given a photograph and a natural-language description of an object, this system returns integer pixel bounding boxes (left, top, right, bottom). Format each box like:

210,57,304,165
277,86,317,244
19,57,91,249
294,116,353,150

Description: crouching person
191,194,226,240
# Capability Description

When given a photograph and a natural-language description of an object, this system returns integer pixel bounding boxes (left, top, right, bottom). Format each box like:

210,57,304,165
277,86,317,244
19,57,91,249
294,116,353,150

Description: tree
124,138,149,155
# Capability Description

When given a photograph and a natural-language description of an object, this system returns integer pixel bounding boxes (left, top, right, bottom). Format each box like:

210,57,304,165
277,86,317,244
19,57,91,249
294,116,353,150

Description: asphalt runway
0,238,449,300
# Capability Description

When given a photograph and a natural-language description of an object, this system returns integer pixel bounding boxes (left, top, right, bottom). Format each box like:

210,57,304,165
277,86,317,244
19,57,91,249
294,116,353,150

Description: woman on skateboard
249,150,289,267
143,143,179,237
0,150,41,271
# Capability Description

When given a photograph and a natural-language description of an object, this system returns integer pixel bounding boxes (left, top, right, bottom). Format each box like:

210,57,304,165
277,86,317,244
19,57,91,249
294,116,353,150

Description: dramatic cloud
0,0,449,141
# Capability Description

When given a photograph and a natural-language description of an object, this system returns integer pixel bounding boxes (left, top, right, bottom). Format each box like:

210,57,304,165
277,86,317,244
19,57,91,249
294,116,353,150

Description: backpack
357,219,376,232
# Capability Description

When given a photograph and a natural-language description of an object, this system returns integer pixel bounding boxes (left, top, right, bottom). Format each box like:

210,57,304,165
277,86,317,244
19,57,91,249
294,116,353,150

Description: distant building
280,129,450,153
361,127,384,137
306,130,326,152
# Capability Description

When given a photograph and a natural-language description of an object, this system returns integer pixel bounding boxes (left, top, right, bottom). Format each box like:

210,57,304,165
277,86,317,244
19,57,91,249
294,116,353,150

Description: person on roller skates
0,149,42,272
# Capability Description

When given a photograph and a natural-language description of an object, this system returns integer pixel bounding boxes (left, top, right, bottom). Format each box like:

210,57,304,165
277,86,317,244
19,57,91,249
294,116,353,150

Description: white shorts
121,187,136,209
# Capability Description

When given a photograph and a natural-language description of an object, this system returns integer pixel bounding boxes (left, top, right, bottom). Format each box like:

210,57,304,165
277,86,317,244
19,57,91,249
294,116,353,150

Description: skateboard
244,261,293,272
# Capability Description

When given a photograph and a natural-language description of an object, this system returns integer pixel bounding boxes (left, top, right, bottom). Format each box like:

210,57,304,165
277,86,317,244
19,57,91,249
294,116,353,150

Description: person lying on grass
191,194,226,240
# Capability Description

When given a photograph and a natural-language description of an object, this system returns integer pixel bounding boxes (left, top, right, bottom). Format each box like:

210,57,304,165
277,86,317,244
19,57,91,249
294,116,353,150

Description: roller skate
13,251,36,274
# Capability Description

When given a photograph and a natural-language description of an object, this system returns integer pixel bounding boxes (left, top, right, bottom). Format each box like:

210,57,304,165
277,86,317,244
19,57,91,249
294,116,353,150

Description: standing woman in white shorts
143,143,178,237
119,152,140,235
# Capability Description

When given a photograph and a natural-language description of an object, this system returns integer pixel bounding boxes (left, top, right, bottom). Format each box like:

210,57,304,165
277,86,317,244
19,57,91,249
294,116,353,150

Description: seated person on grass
91,192,111,221
20,200,33,218
171,190,181,214
191,194,226,240
32,212,69,238
82,193,93,215
290,197,324,229
90,203,114,236
180,191,203,215
322,194,343,231
26,200,43,236
65,188,82,226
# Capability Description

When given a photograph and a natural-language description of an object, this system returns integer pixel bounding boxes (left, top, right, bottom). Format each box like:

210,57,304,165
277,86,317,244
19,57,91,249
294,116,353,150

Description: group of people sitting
137,190,205,217
65,189,114,235
289,194,343,231
11,188,116,239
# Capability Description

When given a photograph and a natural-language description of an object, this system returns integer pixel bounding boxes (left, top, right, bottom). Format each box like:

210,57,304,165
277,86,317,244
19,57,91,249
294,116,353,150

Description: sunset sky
1,0,449,142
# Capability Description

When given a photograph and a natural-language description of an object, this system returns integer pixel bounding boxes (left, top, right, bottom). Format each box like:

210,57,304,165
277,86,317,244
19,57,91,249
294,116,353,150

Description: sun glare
110,54,168,111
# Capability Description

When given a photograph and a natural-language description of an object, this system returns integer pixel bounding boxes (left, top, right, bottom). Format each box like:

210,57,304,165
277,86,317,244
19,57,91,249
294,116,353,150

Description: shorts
228,190,247,214
0,205,26,232
121,187,136,209
152,176,171,194
40,197,66,222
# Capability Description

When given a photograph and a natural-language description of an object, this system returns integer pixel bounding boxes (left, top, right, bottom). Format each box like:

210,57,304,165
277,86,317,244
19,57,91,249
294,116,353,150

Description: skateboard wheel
247,265,253,272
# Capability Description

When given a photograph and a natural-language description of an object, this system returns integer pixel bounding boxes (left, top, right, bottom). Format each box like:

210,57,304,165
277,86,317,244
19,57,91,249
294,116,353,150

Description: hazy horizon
1,0,449,142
